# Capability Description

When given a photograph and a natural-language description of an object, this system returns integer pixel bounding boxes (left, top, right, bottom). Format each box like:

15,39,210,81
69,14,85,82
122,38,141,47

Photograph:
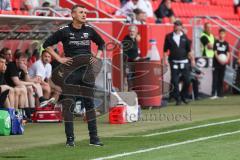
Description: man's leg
217,67,226,97
170,64,181,105
211,68,218,96
26,86,35,108
180,63,191,103
41,83,51,99
61,97,75,147
15,86,28,109
0,85,15,108
192,79,199,100
49,79,62,102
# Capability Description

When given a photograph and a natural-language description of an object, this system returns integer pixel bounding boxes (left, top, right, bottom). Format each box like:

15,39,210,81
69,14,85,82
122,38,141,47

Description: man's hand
33,77,42,83
238,58,240,65
19,63,28,73
191,60,196,67
90,56,99,64
57,57,73,66
163,57,169,66
90,50,102,64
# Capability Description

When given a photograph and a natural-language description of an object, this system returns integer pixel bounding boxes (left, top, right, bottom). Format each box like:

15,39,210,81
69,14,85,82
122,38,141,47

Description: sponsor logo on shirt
83,33,89,39
69,40,90,46
216,43,227,52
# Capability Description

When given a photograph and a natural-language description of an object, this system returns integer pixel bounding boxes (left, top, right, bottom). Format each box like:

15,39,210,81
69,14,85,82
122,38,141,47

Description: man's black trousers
212,66,226,97
62,66,98,139
170,62,191,101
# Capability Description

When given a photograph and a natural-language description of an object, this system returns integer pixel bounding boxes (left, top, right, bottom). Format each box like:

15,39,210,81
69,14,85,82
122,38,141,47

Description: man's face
219,31,226,39
42,52,51,64
132,0,139,5
16,57,28,69
205,23,211,34
72,7,87,23
174,25,182,32
0,58,6,73
129,28,138,38
136,12,147,22
4,49,12,62
165,0,171,9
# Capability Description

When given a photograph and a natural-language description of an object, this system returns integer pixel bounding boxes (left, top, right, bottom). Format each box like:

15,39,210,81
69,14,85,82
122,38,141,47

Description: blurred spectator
42,1,50,7
132,8,147,24
137,0,154,17
200,22,215,58
29,50,60,101
4,52,52,118
122,25,141,62
115,0,139,17
122,25,141,89
0,47,13,63
0,55,14,108
22,0,40,14
234,0,240,14
0,0,12,10
120,0,129,6
181,0,193,2
154,0,175,23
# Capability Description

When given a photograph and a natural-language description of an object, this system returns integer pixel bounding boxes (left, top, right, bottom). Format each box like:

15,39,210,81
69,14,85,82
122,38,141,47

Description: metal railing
33,7,99,18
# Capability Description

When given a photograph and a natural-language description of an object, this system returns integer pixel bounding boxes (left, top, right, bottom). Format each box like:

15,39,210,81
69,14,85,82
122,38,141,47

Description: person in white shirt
115,0,139,17
22,0,41,14
0,0,12,11
29,50,61,102
137,0,154,17
132,8,147,24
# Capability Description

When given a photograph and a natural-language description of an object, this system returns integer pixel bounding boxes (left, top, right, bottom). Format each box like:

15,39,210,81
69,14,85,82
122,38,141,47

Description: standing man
43,5,105,147
200,22,215,58
163,20,195,105
211,28,230,99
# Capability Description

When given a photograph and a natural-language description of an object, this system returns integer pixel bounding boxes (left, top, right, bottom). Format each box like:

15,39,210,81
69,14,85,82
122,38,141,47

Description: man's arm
163,35,169,65
201,36,213,49
43,29,73,65
11,76,34,87
91,28,105,58
188,51,195,67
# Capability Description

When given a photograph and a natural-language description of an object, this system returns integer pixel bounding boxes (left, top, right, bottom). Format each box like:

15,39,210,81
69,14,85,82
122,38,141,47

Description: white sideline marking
111,118,240,138
144,118,240,137
93,130,240,160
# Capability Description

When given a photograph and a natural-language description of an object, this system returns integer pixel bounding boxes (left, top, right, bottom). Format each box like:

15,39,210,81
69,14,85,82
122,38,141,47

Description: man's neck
219,38,225,42
174,31,182,35
72,21,83,29
41,59,47,66
204,31,210,35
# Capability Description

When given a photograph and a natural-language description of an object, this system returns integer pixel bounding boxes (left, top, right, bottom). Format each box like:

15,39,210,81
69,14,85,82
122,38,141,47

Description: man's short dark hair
219,28,226,33
41,50,49,56
0,47,10,55
0,54,6,60
71,5,86,13
14,52,28,60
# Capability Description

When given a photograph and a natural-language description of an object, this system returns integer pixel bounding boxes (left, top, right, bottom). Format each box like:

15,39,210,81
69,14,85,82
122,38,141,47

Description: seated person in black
154,0,175,23
122,25,141,62
122,25,141,89
4,53,52,119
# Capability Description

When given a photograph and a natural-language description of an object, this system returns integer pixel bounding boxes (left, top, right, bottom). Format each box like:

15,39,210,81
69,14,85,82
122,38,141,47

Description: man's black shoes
90,137,104,146
66,137,75,147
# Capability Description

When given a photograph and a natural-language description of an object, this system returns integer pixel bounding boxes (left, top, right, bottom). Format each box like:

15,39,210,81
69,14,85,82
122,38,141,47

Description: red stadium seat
0,10,15,15
11,0,21,10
